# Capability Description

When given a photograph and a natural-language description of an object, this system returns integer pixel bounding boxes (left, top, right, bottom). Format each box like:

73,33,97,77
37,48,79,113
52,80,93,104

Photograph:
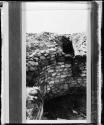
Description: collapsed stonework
26,33,86,98
26,32,87,120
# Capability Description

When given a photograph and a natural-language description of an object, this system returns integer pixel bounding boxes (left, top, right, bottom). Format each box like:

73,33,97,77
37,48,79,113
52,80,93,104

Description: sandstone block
48,69,54,73
61,75,67,78
52,73,56,76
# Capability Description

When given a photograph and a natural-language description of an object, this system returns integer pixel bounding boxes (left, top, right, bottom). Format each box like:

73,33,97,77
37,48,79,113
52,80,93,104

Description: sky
25,2,91,34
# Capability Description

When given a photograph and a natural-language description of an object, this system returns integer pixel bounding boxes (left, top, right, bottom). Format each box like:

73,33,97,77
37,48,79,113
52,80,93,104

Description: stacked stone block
26,33,87,99
26,32,87,119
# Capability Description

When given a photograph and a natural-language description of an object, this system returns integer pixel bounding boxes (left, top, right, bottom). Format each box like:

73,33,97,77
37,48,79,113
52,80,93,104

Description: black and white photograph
1,1,102,124
25,2,91,123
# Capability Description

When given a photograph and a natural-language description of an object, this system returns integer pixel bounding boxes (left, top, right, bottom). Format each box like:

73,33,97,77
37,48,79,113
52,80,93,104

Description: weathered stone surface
26,32,87,98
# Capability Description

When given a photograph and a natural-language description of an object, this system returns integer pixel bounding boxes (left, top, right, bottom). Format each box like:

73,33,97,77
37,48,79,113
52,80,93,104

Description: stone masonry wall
27,55,86,99
26,32,87,99
26,32,87,119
